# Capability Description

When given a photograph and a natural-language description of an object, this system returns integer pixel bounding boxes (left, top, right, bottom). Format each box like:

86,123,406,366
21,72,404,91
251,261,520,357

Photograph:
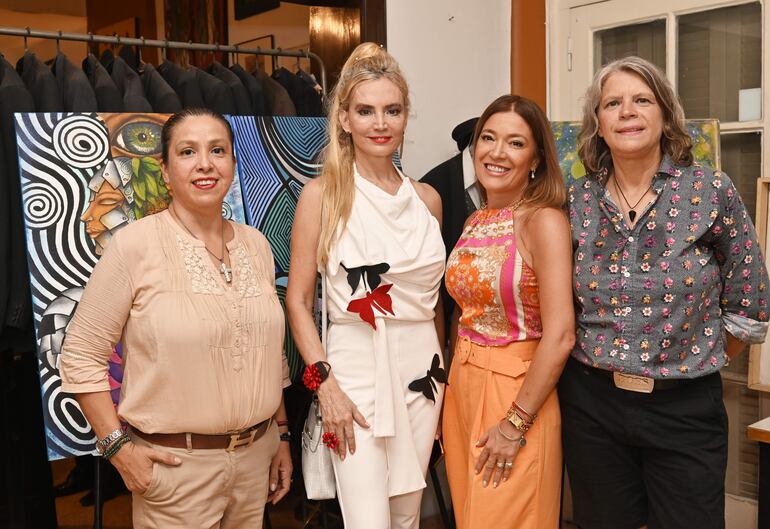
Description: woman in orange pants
443,94,575,529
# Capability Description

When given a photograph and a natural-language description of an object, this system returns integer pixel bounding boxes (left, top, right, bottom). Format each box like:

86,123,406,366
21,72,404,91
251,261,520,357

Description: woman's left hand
474,420,523,488
267,440,293,504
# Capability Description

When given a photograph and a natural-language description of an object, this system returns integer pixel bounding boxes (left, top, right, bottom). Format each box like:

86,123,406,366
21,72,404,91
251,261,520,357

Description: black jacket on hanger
16,51,63,112
254,67,296,116
209,61,251,115
0,56,36,351
82,54,124,112
422,118,479,341
191,66,236,115
118,46,140,72
110,56,152,113
51,53,97,112
230,64,266,116
157,60,205,109
272,67,323,116
141,63,182,113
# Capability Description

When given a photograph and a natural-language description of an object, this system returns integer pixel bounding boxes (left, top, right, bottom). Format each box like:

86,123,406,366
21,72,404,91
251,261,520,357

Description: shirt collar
462,147,476,190
593,153,681,183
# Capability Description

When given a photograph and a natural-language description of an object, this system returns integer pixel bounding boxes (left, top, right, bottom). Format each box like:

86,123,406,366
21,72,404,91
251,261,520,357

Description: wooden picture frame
748,177,770,392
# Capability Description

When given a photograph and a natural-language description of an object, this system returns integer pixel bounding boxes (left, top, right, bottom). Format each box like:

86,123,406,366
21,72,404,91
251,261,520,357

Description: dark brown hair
471,94,566,214
578,56,693,174
161,107,235,164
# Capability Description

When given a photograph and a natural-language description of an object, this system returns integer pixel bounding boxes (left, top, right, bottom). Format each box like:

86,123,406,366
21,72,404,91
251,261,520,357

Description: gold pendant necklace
169,206,232,284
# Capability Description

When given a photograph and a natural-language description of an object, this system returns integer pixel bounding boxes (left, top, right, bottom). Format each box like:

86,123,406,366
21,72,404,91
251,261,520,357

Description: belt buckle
227,426,258,452
613,372,654,393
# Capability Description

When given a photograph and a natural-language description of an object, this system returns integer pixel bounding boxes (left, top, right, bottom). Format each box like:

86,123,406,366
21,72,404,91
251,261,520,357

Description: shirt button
628,236,635,242
623,344,630,350
623,272,630,278
232,303,238,310
235,339,241,347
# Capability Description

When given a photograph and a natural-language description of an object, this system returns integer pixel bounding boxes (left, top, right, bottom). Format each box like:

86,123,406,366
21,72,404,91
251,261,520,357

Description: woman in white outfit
287,42,446,529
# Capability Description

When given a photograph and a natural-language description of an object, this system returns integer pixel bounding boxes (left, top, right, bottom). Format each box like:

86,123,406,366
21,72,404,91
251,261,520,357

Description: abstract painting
228,116,329,381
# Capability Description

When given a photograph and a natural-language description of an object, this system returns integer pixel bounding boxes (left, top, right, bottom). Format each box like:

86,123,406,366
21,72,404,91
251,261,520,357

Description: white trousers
327,320,443,529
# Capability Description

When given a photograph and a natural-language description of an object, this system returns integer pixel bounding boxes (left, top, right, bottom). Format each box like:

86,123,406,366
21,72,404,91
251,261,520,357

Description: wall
227,1,309,58
0,9,87,64
511,0,546,109
386,0,511,179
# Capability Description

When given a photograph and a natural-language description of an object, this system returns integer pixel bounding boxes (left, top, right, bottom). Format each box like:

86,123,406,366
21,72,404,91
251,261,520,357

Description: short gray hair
577,56,693,174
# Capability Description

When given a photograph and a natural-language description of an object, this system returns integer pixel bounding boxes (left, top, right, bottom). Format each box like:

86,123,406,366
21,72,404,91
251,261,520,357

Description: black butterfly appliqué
408,354,447,404
341,262,390,294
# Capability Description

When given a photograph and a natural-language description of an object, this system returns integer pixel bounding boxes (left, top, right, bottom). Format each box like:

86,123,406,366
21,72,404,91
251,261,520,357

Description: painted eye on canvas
115,121,162,156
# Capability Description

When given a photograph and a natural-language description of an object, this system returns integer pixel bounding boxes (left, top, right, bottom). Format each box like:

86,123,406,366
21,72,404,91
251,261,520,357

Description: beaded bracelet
303,361,331,391
102,433,131,460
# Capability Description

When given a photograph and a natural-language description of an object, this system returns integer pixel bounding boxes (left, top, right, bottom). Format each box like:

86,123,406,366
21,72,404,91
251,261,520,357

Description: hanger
56,30,61,53
24,26,30,52
162,39,168,62
138,36,145,64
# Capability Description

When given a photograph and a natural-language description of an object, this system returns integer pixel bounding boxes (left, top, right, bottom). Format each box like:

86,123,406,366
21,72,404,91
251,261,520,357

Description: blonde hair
578,56,693,175
317,42,410,266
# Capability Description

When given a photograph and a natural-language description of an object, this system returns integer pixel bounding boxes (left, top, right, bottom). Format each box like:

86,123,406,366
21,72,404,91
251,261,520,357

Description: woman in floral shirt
561,56,770,529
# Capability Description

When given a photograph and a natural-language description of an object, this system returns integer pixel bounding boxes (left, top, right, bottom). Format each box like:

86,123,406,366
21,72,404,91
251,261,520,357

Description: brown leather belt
131,418,272,452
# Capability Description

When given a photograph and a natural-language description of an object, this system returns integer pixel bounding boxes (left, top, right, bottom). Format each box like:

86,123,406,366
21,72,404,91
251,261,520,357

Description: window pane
719,131,761,375
678,2,762,122
594,19,666,73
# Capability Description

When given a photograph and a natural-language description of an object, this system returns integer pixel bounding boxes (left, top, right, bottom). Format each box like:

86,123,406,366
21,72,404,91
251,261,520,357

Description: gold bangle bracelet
497,421,527,447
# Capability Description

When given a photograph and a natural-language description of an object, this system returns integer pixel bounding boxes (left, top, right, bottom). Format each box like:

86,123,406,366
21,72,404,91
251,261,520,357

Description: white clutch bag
301,272,336,500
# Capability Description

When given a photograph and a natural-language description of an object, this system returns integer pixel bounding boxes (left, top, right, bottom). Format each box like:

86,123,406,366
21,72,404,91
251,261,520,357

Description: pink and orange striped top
446,206,542,346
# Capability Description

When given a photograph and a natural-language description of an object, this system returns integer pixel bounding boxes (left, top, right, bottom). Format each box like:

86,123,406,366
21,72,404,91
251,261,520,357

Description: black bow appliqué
341,262,390,294
408,354,447,404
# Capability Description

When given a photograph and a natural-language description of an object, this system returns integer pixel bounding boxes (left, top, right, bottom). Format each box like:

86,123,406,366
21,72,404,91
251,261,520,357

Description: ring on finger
496,461,505,469
505,461,513,469
486,462,496,469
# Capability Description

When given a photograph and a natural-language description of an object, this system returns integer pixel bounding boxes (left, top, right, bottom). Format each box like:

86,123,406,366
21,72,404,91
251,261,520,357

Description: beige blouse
60,209,290,434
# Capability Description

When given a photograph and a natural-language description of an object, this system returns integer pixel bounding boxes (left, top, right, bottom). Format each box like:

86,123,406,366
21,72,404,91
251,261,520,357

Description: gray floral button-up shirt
568,157,770,378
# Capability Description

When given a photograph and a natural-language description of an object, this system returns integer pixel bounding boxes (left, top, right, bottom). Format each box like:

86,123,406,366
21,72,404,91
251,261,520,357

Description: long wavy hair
471,94,566,221
317,43,410,267
578,56,693,175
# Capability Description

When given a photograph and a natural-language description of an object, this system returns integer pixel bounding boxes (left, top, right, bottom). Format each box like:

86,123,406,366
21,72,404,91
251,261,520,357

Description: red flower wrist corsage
303,361,331,391
322,432,339,450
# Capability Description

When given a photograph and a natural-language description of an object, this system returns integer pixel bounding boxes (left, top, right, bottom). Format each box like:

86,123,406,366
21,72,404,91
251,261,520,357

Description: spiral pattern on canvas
23,181,65,229
53,115,110,168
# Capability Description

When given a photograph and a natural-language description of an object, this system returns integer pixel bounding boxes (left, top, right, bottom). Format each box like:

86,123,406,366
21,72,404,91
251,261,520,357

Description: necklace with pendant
170,207,232,284
612,176,652,223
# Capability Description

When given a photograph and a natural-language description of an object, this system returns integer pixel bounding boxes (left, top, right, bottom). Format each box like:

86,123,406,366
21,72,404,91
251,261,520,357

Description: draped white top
324,165,445,494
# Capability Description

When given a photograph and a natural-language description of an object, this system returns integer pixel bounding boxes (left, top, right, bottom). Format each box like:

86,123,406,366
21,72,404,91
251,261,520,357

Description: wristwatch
95,428,124,455
279,431,291,442
505,408,531,433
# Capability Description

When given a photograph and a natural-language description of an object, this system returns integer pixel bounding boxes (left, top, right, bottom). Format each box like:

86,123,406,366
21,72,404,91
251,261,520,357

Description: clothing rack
0,25,328,97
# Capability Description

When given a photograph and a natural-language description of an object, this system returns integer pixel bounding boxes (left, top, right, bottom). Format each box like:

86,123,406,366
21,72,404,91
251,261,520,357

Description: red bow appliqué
346,284,394,329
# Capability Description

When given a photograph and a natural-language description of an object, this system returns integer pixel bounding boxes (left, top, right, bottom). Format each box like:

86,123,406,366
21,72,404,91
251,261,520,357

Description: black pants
559,357,728,529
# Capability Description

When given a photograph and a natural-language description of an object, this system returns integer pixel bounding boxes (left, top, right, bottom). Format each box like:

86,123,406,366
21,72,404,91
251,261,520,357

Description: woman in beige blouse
60,108,292,528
